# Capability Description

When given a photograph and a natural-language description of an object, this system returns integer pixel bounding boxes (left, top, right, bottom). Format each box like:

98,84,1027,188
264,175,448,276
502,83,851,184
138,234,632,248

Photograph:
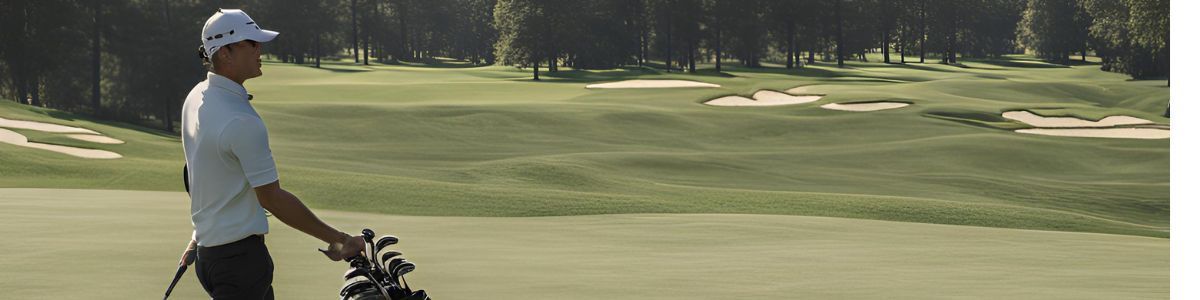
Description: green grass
0,189,1168,299
0,54,1169,237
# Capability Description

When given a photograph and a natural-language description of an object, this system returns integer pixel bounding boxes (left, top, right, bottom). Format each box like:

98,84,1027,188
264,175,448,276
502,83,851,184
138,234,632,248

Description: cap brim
249,29,279,43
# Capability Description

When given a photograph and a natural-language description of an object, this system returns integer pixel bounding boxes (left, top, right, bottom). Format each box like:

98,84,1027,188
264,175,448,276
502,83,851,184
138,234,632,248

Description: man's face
218,40,263,80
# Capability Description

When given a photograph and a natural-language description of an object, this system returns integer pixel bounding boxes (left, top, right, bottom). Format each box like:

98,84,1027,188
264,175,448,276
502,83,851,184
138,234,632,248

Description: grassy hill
0,54,1169,237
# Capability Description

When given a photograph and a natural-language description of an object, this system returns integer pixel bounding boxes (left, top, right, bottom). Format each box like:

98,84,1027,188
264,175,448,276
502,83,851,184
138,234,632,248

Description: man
178,9,366,299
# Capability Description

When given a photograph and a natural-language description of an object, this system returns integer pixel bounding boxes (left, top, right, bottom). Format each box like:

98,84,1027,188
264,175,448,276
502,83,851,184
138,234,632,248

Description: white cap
200,9,279,59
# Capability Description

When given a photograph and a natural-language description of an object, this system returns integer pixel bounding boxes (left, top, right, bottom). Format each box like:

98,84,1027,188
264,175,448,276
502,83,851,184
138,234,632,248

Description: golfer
177,9,366,299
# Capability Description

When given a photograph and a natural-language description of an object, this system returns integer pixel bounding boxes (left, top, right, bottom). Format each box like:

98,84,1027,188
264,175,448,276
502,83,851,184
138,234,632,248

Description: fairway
0,55,1169,238
0,189,1168,299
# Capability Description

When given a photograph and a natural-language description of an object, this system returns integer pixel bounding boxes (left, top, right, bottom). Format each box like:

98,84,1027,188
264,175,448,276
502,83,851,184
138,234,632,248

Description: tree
494,0,547,80
1018,0,1090,65
1082,0,1168,78
958,0,1023,59
766,0,802,68
703,0,738,72
722,0,766,67
876,0,898,63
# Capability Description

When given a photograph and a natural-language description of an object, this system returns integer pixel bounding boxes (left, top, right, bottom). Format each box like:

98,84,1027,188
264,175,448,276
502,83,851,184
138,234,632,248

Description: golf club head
340,279,383,300
381,250,404,263
375,235,399,252
344,267,370,281
362,229,376,245
388,260,416,278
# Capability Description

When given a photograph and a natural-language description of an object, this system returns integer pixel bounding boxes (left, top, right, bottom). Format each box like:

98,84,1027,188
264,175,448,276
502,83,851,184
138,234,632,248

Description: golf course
0,54,1169,298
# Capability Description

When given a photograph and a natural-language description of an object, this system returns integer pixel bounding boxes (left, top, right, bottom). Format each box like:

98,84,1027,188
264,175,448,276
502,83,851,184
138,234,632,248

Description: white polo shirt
181,72,278,247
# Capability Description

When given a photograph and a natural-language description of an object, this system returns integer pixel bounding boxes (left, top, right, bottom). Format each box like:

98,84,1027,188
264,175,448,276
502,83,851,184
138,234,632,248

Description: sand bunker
586,80,720,89
67,134,125,144
0,116,100,134
752,90,822,105
1002,111,1154,128
705,90,823,107
821,102,910,112
1015,128,1169,139
0,128,122,159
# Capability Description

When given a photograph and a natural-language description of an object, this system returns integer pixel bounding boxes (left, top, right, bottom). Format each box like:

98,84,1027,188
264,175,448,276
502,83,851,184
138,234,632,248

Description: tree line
0,0,1169,132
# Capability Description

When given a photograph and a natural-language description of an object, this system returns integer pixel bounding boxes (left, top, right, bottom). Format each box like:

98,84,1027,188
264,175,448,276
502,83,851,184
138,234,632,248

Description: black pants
196,234,275,300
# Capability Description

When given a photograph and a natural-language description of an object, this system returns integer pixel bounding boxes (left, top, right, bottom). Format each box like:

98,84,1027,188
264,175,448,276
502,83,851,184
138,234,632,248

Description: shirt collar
207,72,250,101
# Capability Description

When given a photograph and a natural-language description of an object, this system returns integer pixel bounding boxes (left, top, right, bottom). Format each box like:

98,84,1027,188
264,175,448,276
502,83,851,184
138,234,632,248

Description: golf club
163,243,196,300
381,250,403,263
163,165,194,300
375,235,399,253
335,228,431,300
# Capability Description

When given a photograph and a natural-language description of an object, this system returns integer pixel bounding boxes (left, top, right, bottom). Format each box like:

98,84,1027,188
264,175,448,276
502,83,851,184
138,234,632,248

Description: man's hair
198,44,239,72
198,45,218,72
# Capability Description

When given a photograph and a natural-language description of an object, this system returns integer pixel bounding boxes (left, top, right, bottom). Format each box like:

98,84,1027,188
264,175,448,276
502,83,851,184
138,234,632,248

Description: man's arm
253,180,364,260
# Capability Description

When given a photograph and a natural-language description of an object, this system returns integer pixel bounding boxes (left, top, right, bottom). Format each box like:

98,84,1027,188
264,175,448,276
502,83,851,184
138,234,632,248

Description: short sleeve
223,116,279,187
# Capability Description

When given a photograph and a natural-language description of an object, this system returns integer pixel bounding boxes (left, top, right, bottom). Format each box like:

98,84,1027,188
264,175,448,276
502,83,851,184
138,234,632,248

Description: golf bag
337,229,431,300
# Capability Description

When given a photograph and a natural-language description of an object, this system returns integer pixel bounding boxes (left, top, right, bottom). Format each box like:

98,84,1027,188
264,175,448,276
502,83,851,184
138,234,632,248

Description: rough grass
0,54,1169,237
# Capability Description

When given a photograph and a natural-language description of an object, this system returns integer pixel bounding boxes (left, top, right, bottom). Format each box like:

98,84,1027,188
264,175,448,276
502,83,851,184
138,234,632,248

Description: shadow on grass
307,65,371,73
269,57,492,72
864,62,963,73
963,57,1070,69
923,110,1022,131
16,104,179,139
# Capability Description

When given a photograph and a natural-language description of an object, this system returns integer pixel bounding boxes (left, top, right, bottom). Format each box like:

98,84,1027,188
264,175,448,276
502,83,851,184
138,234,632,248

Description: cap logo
205,30,236,42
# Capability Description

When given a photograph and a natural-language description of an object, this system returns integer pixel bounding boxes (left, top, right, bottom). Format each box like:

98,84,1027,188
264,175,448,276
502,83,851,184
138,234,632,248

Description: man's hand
254,181,364,261
320,233,366,261
179,240,198,267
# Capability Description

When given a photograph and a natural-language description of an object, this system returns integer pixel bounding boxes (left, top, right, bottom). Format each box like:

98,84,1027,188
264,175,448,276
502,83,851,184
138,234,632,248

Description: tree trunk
91,0,102,114
371,0,379,63
882,29,890,63
352,0,359,63
362,0,370,66
533,61,540,80
715,27,722,72
808,45,815,64
665,16,672,72
786,24,795,69
1081,40,1086,62
688,41,695,72
949,5,958,64
639,27,646,67
836,0,844,68
315,34,322,68
400,0,410,61
919,0,926,63
30,75,41,107
794,43,801,67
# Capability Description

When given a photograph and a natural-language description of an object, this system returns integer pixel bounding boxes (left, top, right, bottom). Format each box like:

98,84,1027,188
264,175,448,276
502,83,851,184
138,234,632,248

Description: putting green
0,189,1166,299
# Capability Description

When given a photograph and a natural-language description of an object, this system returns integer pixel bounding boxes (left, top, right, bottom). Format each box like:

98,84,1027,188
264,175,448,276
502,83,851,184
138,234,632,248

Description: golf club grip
163,264,187,299
182,164,190,195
